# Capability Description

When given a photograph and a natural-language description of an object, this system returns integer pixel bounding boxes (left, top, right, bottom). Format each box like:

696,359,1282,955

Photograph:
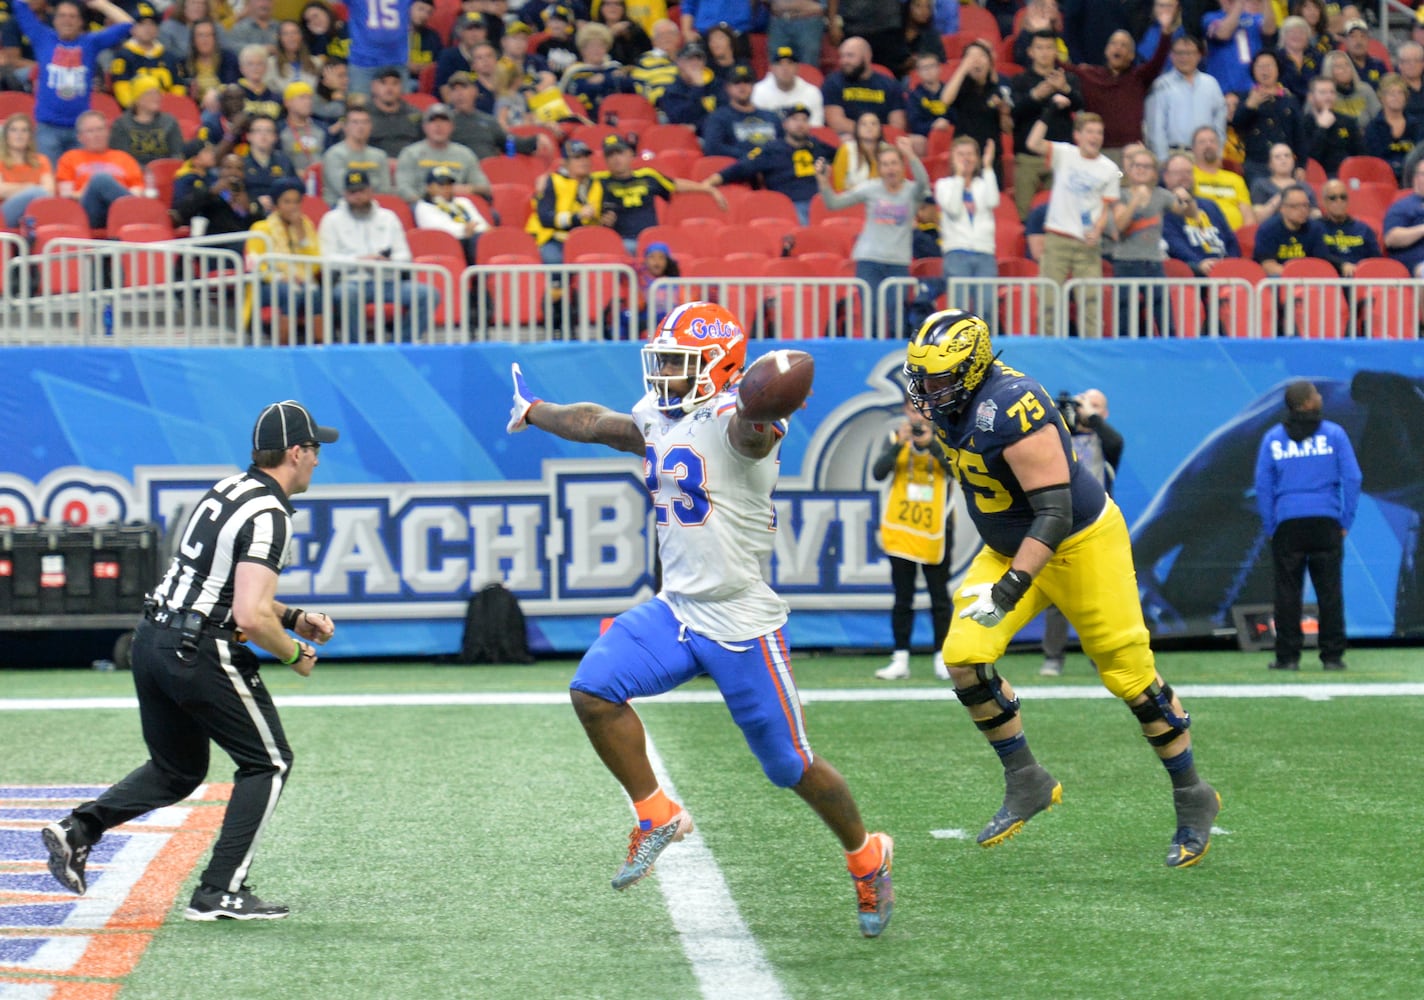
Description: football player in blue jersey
903,308,1221,868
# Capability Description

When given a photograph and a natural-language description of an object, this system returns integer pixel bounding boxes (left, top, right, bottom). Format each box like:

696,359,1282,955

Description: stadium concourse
2,1,1424,342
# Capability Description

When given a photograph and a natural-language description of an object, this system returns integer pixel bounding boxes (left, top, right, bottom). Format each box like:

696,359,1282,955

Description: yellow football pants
942,498,1156,701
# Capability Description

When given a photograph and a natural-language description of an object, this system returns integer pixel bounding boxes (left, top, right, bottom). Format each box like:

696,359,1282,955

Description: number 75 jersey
632,390,790,643
936,361,1107,557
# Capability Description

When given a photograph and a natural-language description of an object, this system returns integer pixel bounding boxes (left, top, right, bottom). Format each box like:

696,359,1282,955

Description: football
736,350,815,421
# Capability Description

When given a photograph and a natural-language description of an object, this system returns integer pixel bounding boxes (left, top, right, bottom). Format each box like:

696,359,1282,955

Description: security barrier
2,235,1422,342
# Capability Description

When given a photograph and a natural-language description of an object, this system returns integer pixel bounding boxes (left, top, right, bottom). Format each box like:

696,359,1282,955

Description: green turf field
4,647,1423,1000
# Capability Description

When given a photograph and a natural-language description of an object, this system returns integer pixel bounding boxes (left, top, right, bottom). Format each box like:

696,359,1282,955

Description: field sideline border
3,682,1423,713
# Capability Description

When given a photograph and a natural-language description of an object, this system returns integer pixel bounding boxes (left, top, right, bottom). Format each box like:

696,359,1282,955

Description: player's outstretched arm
727,410,782,460
507,362,643,455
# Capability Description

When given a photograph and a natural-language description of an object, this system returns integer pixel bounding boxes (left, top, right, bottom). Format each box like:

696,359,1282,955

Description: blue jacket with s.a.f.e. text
1253,419,1363,536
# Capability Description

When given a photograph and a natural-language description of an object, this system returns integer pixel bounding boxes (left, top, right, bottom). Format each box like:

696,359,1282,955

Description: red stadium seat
663,191,732,226
23,197,90,232
374,193,415,231
1280,257,1346,338
145,157,183,208
1339,156,1399,190
1207,258,1267,337
414,253,465,325
481,154,547,187
792,224,854,259
301,194,327,227
690,155,736,182
599,93,655,125
957,5,1002,42
563,225,630,262
0,91,35,119
637,124,702,156
407,228,465,260
733,189,799,226
1352,257,1417,339
796,62,824,87
476,226,540,265
489,183,534,229
485,253,545,325
716,225,783,260
107,195,173,235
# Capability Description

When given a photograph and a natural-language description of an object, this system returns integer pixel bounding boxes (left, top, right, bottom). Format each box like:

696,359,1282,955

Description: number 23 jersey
633,390,789,643
937,360,1106,556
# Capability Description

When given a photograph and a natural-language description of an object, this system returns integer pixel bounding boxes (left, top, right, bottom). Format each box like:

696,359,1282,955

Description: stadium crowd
2,0,1424,341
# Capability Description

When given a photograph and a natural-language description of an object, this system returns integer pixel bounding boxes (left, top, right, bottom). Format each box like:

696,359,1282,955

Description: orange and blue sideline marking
0,783,230,998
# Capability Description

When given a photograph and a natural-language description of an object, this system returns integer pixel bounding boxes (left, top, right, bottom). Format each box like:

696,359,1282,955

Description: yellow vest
879,439,950,564
525,170,603,247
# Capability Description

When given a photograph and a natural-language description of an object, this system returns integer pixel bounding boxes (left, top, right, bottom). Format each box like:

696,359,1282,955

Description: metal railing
4,238,1423,342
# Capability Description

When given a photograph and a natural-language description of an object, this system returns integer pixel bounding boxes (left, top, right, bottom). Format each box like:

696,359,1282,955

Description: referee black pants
1272,516,1347,665
73,621,294,893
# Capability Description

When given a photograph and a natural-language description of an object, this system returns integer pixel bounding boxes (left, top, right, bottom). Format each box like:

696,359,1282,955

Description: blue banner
1,341,1419,655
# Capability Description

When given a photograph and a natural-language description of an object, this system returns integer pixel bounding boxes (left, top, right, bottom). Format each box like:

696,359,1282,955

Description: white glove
507,362,541,433
958,583,1009,627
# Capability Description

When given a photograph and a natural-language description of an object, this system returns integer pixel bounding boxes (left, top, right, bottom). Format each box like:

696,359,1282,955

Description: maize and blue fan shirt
1252,215,1327,267
1384,194,1424,274
345,0,410,70
12,1,131,127
718,137,838,205
934,360,1106,557
594,166,676,240
821,69,905,124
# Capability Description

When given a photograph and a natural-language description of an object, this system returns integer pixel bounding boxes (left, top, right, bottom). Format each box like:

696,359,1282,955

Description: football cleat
611,810,693,891
977,764,1062,847
933,660,951,681
1167,783,1221,869
42,817,92,895
1266,660,1299,671
851,833,894,938
1039,658,1064,677
184,883,289,921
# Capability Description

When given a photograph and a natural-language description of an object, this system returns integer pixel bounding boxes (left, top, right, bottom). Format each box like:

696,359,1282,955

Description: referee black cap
253,400,339,451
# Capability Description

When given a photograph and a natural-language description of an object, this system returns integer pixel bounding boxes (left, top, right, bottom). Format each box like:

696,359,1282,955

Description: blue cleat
612,810,693,891
852,833,894,938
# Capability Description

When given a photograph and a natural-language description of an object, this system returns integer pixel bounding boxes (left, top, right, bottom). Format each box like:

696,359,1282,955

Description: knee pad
1128,681,1191,747
954,663,1021,732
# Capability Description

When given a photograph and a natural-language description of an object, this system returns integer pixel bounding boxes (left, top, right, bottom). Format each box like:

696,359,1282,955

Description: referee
42,400,339,921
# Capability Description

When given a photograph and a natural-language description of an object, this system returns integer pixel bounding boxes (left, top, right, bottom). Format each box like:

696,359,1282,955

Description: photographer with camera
874,398,956,681
1040,388,1124,676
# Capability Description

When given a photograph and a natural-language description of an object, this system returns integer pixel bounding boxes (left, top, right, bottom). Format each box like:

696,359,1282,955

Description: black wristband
990,569,1032,611
281,607,303,630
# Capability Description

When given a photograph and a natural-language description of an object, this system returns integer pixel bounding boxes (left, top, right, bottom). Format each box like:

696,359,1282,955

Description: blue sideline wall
2,341,1420,657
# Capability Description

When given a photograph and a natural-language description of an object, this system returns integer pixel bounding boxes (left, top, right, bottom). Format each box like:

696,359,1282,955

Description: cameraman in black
1040,388,1124,676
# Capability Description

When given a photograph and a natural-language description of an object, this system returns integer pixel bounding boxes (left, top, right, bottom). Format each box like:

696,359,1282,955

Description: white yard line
4,683,1423,712
641,738,790,1000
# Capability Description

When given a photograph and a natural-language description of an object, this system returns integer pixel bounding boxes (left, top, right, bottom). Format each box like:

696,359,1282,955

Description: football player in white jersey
507,301,894,938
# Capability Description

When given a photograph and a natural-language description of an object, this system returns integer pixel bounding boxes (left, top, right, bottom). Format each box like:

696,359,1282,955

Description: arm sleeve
871,434,900,481
1085,415,1124,471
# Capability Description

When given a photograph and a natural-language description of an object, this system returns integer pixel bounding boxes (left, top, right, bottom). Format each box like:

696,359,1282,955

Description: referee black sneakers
185,883,290,921
42,817,93,895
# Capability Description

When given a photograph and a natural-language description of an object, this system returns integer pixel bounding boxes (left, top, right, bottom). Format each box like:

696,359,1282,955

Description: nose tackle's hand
508,362,542,433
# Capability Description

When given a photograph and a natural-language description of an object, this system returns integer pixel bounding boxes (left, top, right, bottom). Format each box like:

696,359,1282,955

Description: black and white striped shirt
149,467,294,627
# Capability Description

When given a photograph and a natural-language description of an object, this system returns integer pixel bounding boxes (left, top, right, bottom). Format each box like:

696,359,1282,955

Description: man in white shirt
317,168,441,342
1026,111,1121,337
752,45,826,126
1144,34,1226,164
